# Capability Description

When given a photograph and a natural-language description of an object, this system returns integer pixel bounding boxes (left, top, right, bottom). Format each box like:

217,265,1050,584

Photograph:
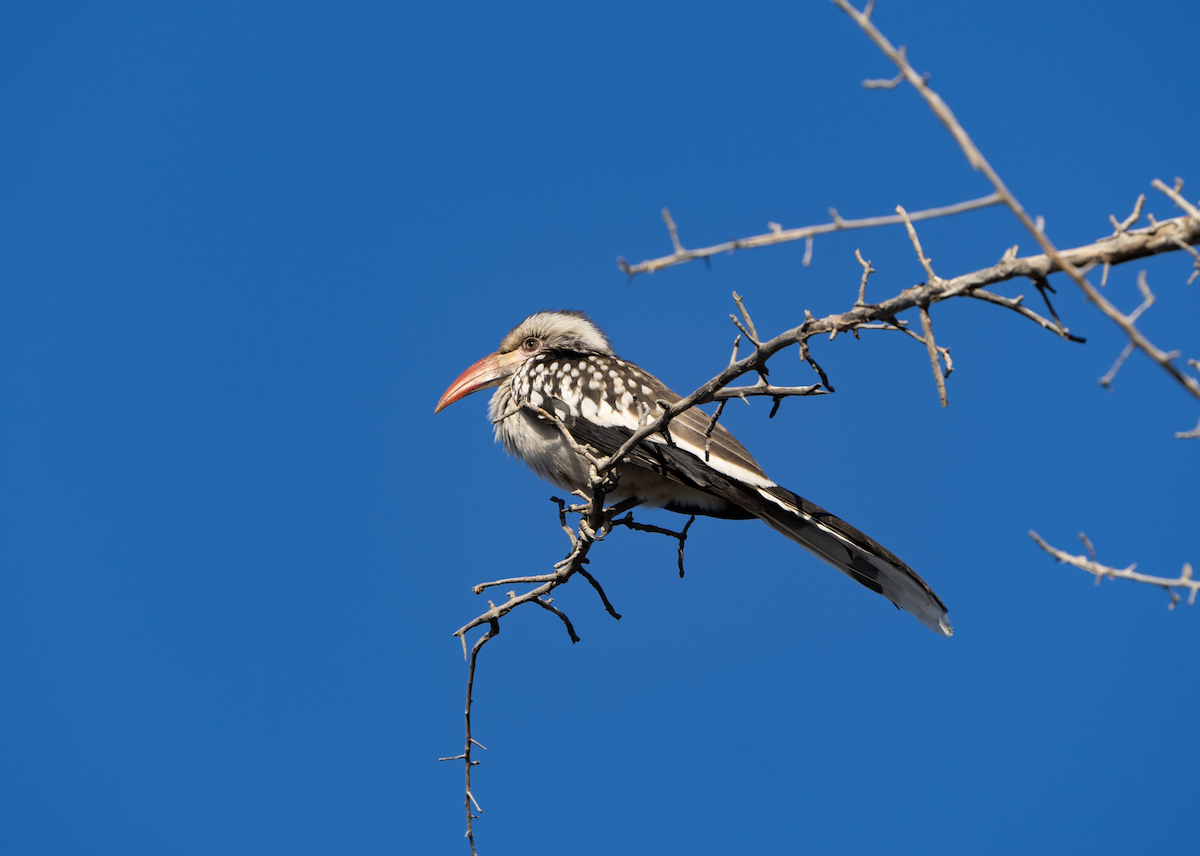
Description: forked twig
1031,532,1199,609
618,193,1002,276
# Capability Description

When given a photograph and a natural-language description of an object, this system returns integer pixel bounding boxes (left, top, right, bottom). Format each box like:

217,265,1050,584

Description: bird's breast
490,383,592,493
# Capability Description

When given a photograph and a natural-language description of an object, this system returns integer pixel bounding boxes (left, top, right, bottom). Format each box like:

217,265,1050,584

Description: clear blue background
2,2,1197,854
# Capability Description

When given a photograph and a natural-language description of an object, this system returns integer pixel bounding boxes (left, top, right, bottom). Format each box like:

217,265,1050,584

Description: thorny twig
732,291,761,346
703,334,745,460
618,126,1200,447
1099,271,1160,389
1179,365,1200,438
437,618,497,856
1109,194,1146,236
895,206,951,405
443,403,703,854
918,305,948,407
854,248,875,305
833,0,1200,431
1031,532,1199,610
611,512,695,578
617,193,1003,276
897,204,940,286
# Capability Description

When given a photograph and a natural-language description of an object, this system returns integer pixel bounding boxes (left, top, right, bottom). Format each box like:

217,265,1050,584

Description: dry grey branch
1099,271,1159,389
609,192,1200,478
917,305,948,407
437,616,497,856
1110,194,1146,235
1151,181,1200,284
1031,531,1199,609
662,207,684,255
732,291,761,346
1172,238,1200,285
1099,342,1135,390
703,399,728,461
854,248,875,305
1177,416,1200,440
897,205,940,285
1153,177,1200,221
612,214,1200,469
617,192,1002,277
863,70,904,89
833,0,1200,422
799,334,834,391
710,380,827,401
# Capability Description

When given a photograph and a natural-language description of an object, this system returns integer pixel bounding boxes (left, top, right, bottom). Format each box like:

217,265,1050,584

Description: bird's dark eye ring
521,336,541,352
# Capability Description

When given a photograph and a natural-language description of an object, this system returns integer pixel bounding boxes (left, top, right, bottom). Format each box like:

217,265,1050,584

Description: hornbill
434,310,952,636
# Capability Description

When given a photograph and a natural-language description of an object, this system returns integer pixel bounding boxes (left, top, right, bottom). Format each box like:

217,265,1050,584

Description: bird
434,310,951,637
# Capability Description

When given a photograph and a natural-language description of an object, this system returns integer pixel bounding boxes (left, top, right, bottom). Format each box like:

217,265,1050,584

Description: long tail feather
755,485,952,636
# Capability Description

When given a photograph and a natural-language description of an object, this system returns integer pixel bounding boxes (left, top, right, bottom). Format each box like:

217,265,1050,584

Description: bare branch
731,291,762,347
967,287,1085,342
576,565,623,620
799,332,834,391
854,248,875,305
608,199,1200,476
1031,531,1199,609
1127,270,1156,323
1096,271,1164,389
1152,177,1200,222
612,511,695,578
444,457,664,853
1109,194,1145,235
918,306,948,407
1150,181,1200,284
703,399,728,461
710,381,826,401
1168,237,1200,285
617,193,1002,276
440,617,497,856
662,207,684,255
1176,416,1200,440
833,0,1200,409
863,70,904,89
896,205,940,284
532,595,579,643
1099,343,1135,390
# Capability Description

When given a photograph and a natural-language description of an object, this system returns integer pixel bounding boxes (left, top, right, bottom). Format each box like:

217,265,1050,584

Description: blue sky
2,1,1197,854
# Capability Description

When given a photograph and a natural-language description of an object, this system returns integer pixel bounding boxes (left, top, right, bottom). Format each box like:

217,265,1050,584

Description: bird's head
434,310,613,413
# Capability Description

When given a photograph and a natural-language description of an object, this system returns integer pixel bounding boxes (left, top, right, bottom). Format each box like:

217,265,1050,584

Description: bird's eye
521,336,541,353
